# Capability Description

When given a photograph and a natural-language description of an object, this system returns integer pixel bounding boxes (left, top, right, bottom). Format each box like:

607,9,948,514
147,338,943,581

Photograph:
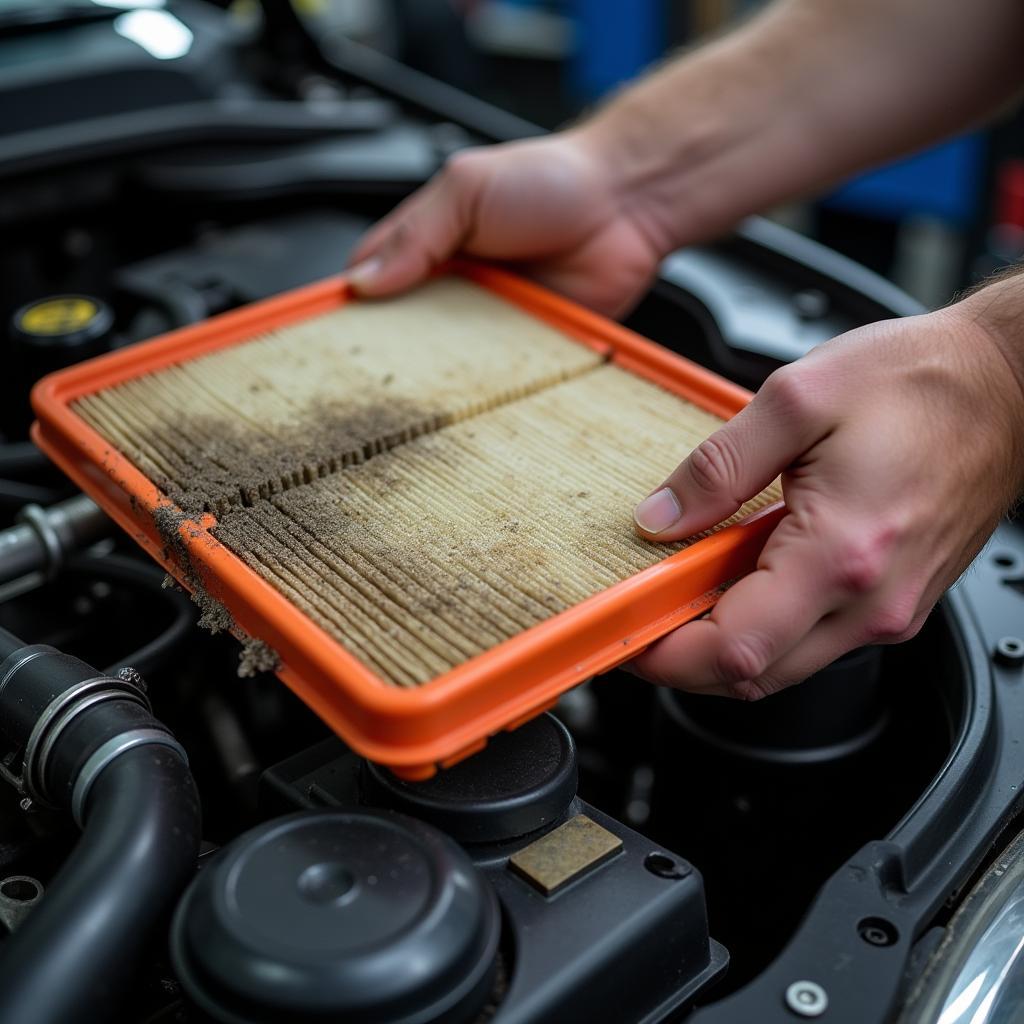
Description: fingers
633,366,823,541
640,591,927,701
628,518,928,698
741,598,927,699
721,614,861,700
629,515,841,694
346,163,477,297
631,618,854,701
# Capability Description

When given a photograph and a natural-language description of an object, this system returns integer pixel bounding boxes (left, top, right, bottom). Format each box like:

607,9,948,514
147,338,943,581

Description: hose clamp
72,729,188,828
16,504,63,580
22,676,151,808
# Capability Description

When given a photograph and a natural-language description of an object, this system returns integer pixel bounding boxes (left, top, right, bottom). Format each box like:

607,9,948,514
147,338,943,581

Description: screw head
858,916,898,946
785,980,828,1017
995,637,1024,668
116,666,147,692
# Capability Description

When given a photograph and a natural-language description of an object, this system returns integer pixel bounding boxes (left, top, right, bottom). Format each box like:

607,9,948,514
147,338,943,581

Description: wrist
954,275,1024,406
567,4,831,254
947,285,1024,493
570,103,734,255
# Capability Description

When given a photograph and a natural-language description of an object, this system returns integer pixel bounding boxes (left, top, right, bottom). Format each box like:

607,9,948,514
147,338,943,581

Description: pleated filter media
74,277,781,686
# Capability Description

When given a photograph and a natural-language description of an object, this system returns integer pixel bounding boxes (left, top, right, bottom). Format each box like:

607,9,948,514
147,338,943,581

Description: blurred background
290,0,1024,309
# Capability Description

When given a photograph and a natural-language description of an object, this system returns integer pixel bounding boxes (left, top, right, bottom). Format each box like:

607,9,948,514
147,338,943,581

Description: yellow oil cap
14,296,110,342
11,294,115,373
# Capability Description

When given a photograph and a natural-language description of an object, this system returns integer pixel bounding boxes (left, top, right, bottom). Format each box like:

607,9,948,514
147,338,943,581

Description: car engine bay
2,4,1024,1023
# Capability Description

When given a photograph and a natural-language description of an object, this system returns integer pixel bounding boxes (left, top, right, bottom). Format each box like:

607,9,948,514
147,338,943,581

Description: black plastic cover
363,713,578,843
170,809,501,1024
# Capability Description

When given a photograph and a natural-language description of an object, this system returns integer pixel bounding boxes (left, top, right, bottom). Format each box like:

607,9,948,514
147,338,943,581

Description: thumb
633,370,818,541
346,170,474,297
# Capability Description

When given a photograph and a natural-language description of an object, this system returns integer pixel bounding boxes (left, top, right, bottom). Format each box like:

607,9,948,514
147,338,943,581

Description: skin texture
348,0,1024,696
347,135,664,318
630,305,1024,697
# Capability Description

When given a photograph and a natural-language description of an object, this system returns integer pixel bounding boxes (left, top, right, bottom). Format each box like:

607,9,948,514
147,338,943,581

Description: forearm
574,0,1024,253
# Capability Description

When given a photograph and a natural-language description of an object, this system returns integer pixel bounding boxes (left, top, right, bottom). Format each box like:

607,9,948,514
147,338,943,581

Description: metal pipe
0,494,109,585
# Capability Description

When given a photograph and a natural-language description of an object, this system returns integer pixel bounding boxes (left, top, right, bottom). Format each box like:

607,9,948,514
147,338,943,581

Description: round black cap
170,810,500,1024
363,713,577,843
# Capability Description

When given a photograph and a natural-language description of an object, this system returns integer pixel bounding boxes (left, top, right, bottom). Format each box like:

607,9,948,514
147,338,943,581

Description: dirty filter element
75,278,603,516
74,277,781,687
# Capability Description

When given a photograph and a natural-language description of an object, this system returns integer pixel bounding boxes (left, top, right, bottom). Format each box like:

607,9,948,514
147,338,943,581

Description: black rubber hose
64,552,196,676
0,442,49,478
0,746,200,1024
0,478,64,508
0,625,21,661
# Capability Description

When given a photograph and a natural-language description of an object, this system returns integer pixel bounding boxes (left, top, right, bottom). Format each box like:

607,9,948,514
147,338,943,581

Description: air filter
32,263,784,777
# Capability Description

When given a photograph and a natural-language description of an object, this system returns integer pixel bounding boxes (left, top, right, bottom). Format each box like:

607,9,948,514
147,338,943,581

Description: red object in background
995,158,1024,229
976,157,1024,274
994,159,1024,230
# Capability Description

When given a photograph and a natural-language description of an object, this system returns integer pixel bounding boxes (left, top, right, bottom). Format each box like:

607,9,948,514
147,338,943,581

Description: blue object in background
567,0,665,99
823,135,984,227
555,2,981,229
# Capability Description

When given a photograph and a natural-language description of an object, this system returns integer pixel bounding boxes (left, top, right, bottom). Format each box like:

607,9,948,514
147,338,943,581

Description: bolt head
995,637,1024,668
116,666,147,692
785,980,828,1017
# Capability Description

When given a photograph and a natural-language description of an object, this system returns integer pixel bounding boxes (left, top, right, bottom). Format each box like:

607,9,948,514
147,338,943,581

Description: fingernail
633,487,682,534
346,257,382,291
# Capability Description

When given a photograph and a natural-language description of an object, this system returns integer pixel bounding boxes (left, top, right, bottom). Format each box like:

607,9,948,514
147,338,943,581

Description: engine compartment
2,5,1024,1023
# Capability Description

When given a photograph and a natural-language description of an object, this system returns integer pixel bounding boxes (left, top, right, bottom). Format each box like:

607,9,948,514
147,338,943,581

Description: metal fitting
0,876,43,934
785,980,828,1017
115,666,147,692
0,495,108,585
71,729,188,826
21,674,150,808
994,637,1024,668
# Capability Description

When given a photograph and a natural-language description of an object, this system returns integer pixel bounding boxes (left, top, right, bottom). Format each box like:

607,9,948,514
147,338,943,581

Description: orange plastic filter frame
31,261,785,779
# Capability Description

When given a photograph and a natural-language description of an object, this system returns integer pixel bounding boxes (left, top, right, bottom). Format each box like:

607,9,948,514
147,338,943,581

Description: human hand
345,131,666,317
628,305,1024,698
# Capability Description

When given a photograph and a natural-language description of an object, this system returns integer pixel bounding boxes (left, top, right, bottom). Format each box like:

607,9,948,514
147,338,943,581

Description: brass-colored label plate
508,814,623,895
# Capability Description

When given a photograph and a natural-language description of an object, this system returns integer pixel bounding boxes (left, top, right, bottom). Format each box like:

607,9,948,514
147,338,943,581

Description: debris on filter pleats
197,599,233,636
237,636,281,678
74,277,604,521
152,502,233,636
154,499,278,675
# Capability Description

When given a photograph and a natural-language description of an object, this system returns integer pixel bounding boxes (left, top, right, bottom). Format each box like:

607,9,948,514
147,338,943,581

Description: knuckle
892,618,925,645
863,598,918,644
715,632,773,685
442,147,483,182
387,220,410,248
764,365,819,422
832,532,895,595
688,433,743,497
